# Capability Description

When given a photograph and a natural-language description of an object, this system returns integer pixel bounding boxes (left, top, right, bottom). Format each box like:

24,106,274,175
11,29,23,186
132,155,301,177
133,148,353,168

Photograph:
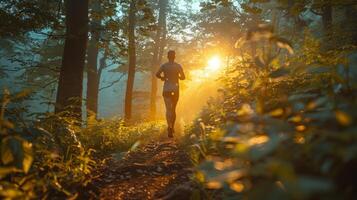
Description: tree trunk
158,21,168,64
150,0,168,119
55,0,88,121
86,0,101,118
345,6,357,45
321,1,332,49
86,39,100,117
344,6,357,96
124,0,136,120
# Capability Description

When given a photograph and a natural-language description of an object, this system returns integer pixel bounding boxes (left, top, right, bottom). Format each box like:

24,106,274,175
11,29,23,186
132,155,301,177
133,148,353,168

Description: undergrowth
0,90,165,199
184,28,357,199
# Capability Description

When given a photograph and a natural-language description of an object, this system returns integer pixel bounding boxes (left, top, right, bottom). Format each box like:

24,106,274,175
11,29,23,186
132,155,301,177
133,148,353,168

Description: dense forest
0,0,356,199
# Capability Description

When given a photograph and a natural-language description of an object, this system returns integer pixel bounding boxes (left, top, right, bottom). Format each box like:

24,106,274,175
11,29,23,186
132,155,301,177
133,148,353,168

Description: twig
99,74,126,91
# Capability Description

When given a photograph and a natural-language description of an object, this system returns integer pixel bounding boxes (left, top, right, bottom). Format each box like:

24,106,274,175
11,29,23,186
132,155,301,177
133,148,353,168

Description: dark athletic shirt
157,62,185,92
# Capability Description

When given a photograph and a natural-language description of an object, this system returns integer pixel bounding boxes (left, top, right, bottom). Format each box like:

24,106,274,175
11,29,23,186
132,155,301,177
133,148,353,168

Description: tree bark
158,20,168,65
322,5,332,32
55,0,88,121
321,1,332,49
345,6,357,45
86,40,100,116
86,0,101,118
150,0,168,119
124,0,137,120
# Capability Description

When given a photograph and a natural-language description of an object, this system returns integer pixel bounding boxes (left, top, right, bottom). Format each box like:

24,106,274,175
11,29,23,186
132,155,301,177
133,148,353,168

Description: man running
156,50,185,138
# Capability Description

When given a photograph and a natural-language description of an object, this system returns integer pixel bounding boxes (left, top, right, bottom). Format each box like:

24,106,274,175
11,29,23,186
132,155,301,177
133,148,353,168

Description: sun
206,56,222,72
189,55,223,83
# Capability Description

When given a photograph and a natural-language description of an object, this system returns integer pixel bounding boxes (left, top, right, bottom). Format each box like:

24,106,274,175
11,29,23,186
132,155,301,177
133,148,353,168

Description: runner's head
167,50,175,62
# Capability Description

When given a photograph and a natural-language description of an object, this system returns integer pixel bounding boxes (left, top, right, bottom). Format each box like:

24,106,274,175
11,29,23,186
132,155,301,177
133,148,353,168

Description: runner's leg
163,94,173,128
171,92,179,131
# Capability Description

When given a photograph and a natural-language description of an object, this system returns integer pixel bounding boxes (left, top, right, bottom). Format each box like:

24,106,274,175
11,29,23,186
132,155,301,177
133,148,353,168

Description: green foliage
0,0,59,38
79,119,165,156
0,89,36,199
0,89,165,199
186,22,357,199
0,111,92,199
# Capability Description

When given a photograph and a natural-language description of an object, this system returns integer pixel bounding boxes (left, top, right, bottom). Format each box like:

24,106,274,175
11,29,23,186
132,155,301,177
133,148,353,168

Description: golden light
206,56,222,72
189,55,223,83
248,135,269,146
230,182,245,192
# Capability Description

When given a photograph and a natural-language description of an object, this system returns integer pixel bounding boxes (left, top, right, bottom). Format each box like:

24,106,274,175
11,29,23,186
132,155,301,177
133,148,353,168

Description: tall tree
86,0,124,119
345,5,357,45
150,0,168,119
55,0,89,120
0,0,59,38
320,1,332,48
86,0,102,118
124,0,137,120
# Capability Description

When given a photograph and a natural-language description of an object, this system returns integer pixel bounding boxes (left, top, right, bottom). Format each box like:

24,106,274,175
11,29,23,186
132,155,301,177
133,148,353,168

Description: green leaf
130,141,141,151
21,141,33,173
297,176,333,194
269,68,290,78
0,187,23,198
246,180,289,200
254,55,266,68
249,134,286,161
307,66,331,74
288,93,317,102
1,137,14,164
0,167,21,178
190,189,201,200
1,136,33,173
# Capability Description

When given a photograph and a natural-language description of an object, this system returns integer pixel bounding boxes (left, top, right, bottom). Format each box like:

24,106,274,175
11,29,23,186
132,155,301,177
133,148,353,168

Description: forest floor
86,138,196,200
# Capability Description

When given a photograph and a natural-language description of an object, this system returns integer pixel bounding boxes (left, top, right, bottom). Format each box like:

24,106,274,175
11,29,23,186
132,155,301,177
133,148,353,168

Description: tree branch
99,73,126,92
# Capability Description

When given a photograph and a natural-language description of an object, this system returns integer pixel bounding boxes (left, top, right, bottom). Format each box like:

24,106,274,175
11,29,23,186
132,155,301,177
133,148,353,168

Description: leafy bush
0,89,37,199
0,89,165,199
186,27,357,199
79,118,165,156
0,91,97,199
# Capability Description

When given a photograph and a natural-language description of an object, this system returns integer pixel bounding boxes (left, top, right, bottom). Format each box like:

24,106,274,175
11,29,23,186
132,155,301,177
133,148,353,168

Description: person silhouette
156,50,185,138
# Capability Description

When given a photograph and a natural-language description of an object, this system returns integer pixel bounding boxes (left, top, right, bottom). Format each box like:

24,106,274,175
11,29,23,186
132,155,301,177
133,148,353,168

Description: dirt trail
91,139,195,200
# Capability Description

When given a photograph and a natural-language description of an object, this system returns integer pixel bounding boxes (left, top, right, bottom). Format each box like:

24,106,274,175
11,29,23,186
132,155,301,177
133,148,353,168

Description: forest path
94,139,195,200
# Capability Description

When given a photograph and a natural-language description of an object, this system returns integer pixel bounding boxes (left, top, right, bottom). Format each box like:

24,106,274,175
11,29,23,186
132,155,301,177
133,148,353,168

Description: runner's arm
178,65,185,80
156,65,165,81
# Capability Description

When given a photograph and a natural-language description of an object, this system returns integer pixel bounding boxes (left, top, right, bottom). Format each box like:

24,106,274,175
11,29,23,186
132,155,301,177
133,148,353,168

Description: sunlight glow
207,56,222,72
248,135,269,146
189,55,223,83
178,55,224,124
